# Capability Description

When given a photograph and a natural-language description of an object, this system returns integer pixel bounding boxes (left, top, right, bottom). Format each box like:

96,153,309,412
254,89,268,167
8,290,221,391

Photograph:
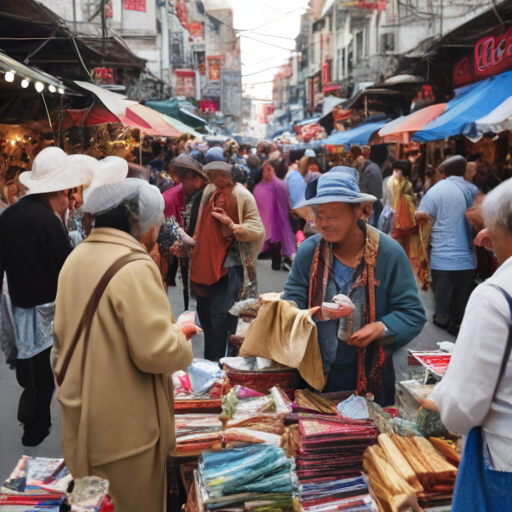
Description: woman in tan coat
52,179,193,512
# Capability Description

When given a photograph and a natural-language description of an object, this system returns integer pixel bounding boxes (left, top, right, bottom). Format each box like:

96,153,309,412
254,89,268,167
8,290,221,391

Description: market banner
208,56,224,82
123,0,146,12
183,22,204,44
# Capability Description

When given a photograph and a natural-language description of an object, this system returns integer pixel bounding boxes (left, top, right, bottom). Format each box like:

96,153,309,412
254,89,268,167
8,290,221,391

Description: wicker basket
223,364,300,397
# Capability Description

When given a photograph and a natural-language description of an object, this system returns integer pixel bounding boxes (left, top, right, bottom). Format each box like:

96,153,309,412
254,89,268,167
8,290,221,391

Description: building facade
269,0,501,138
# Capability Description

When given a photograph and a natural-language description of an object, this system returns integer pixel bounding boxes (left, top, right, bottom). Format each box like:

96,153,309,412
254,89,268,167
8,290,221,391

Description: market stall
0,291,460,512
169,295,459,512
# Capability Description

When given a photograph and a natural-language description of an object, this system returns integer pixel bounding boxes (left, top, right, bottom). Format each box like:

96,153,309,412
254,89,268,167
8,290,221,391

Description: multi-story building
38,0,242,119
287,0,502,117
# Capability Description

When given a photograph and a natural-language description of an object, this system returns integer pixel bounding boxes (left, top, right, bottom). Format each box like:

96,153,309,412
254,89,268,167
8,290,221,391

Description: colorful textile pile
196,444,297,510
363,434,457,510
300,476,378,512
175,413,285,456
295,417,378,483
0,456,71,508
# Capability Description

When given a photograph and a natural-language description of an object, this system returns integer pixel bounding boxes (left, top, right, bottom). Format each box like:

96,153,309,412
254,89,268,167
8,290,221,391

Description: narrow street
0,259,453,481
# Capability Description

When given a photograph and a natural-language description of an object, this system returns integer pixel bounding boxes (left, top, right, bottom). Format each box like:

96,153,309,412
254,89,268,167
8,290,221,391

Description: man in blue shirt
416,155,478,332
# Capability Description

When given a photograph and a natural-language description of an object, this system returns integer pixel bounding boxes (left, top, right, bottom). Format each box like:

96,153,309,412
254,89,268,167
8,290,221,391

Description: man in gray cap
416,155,478,334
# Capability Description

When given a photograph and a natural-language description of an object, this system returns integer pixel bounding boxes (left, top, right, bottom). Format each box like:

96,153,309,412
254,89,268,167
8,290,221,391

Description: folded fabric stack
296,417,378,483
175,413,285,456
195,444,297,511
300,476,379,512
363,434,457,510
0,456,71,509
294,389,338,415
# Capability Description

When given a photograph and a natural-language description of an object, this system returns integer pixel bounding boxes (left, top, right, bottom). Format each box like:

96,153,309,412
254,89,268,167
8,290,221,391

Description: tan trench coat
52,228,193,511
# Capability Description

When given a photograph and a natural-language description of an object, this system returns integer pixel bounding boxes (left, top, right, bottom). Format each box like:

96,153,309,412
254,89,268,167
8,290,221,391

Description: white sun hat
88,156,128,190
67,154,100,189
19,147,88,195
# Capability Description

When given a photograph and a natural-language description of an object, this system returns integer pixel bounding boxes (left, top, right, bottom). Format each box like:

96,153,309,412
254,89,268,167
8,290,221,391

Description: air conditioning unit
381,33,395,53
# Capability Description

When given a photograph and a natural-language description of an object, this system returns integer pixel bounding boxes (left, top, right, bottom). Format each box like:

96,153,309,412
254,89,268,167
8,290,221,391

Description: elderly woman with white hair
421,178,512,511
51,179,193,512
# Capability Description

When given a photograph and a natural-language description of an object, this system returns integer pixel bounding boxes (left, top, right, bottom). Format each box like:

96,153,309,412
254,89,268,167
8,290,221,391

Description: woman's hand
232,224,247,239
176,313,200,340
211,210,233,226
415,210,429,221
417,397,439,413
315,305,353,321
345,322,385,349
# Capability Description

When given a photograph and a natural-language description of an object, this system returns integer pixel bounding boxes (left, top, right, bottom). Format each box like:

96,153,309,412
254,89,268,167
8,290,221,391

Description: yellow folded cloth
239,300,325,390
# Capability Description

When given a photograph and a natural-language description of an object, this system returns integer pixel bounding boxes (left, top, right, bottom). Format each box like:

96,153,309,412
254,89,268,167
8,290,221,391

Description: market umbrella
413,70,512,142
471,95,512,138
74,81,181,137
160,113,204,140
321,120,388,147
123,103,182,137
146,100,207,130
375,103,447,144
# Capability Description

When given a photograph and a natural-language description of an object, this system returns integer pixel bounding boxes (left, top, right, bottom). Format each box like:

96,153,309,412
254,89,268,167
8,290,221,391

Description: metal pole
101,0,107,54
139,131,143,165
161,4,170,84
72,0,77,31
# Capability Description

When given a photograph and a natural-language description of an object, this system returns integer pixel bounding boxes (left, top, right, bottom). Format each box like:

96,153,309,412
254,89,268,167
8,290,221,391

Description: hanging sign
453,28,512,87
208,56,224,81
123,0,146,12
475,28,512,78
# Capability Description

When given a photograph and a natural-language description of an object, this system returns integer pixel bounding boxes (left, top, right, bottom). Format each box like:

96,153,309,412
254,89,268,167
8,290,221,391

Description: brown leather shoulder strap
56,252,148,386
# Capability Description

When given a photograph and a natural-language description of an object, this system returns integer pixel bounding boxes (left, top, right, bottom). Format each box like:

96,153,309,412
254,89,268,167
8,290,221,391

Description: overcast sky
231,0,309,99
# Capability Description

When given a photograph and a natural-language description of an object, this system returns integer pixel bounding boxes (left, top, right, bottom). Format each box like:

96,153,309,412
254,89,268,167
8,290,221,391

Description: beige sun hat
19,147,88,195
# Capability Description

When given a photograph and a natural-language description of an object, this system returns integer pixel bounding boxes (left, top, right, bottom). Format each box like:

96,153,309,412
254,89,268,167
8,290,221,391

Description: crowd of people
0,133,511,511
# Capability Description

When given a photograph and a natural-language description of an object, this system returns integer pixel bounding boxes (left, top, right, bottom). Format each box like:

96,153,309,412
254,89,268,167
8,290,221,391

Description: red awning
323,83,341,94
175,68,196,78
376,103,447,143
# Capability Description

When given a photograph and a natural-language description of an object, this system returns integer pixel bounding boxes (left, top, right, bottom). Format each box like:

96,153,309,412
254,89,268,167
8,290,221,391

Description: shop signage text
475,28,512,78
454,28,512,87
123,0,146,12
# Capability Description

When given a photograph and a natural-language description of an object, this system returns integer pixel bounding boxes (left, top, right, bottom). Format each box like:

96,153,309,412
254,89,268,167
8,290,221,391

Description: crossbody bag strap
56,252,148,387
490,285,512,399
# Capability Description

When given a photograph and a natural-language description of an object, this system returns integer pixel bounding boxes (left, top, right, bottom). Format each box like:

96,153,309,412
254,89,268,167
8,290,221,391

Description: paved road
0,259,452,481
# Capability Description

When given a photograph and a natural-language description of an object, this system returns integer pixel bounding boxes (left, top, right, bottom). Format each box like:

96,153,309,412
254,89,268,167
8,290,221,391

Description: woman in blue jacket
283,170,426,405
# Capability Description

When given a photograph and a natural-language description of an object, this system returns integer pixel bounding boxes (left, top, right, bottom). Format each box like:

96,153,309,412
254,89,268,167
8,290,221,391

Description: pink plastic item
235,385,265,398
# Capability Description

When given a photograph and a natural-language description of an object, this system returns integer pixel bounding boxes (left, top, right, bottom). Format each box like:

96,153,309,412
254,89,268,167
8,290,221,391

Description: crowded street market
1,0,512,511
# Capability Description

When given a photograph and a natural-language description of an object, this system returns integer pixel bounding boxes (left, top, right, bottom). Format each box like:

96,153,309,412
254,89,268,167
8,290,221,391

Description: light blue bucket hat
295,167,376,208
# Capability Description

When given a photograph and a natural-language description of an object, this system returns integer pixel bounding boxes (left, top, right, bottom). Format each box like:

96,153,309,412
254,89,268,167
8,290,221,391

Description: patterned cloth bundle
195,444,297,511
295,417,378,484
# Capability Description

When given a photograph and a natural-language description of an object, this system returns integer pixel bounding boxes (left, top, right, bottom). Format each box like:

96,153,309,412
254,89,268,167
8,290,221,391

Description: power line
237,7,308,34
243,56,286,67
242,65,283,77
241,34,296,51
249,32,297,41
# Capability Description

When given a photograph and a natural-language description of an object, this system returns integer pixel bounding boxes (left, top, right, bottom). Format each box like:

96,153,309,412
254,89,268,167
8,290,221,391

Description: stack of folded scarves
300,476,379,512
297,417,378,483
175,412,285,456
196,444,297,510
0,456,71,508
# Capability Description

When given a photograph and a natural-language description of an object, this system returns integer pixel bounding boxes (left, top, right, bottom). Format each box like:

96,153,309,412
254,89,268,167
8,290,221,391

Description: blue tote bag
451,286,512,512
